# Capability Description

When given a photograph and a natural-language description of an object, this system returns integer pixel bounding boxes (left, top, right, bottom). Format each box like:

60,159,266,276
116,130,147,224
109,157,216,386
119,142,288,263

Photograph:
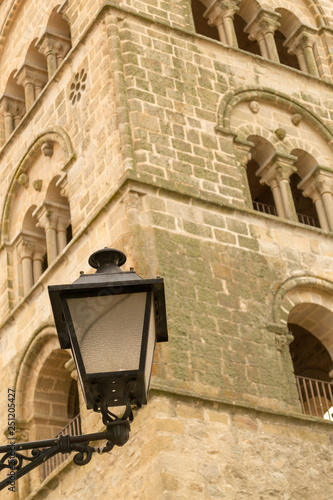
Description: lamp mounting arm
0,412,134,491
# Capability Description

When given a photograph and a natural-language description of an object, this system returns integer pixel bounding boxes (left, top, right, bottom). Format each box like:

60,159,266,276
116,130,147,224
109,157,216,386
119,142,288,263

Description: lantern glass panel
67,292,147,374
145,298,156,392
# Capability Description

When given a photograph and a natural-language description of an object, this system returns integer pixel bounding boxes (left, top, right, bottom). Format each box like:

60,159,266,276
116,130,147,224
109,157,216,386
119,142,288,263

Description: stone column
298,174,330,231
285,27,319,77
19,240,34,296
257,152,297,221
245,9,280,62
34,205,58,264
2,98,14,139
314,168,333,231
32,251,45,283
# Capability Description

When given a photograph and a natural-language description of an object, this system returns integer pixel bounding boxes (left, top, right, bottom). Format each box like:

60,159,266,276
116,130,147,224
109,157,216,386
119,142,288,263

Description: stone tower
0,0,332,498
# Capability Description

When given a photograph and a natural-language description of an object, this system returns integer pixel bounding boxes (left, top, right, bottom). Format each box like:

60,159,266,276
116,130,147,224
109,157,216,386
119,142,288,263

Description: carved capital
285,25,317,54
245,8,280,39
312,166,333,195
37,30,71,59
16,64,48,89
204,0,240,24
34,201,70,230
233,138,254,169
0,94,25,118
123,191,141,212
267,323,294,352
257,152,297,186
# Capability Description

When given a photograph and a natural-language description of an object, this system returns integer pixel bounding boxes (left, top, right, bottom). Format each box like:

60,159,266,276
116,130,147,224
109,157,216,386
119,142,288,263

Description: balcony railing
42,413,82,480
296,375,333,421
252,201,320,228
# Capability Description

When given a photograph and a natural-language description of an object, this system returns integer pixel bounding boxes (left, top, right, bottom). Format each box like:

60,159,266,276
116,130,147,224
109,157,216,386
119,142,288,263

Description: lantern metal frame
0,248,168,491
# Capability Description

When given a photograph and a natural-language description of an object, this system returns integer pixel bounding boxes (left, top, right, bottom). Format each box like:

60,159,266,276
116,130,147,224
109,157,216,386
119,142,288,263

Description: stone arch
235,123,288,150
261,1,316,28
14,324,80,491
272,275,333,357
0,1,70,59
1,127,74,243
15,325,60,425
216,87,333,149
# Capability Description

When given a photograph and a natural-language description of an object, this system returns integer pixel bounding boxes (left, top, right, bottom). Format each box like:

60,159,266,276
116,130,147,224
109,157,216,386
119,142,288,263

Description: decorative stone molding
245,9,280,61
275,128,286,140
249,100,260,113
216,87,333,146
1,127,75,244
32,179,43,192
267,324,294,352
41,141,54,157
69,69,88,105
291,114,302,126
17,173,29,189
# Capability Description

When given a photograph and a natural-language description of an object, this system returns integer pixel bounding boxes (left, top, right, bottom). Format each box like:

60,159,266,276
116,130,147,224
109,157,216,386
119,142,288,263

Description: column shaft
321,192,333,231
271,183,286,218
22,256,34,295
303,45,319,77
24,82,35,110
314,198,329,231
223,15,238,47
33,257,44,283
296,51,308,72
264,31,279,62
279,179,298,221
57,228,68,254
46,52,58,78
45,226,58,263
258,36,269,58
217,21,227,44
4,113,14,140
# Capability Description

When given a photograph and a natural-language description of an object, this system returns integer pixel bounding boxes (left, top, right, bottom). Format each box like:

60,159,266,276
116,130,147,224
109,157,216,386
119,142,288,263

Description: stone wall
0,0,333,498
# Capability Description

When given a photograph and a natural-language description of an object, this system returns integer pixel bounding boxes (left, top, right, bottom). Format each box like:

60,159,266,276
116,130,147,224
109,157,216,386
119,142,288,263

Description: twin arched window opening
244,137,333,230
17,177,72,298
192,1,319,77
0,7,71,146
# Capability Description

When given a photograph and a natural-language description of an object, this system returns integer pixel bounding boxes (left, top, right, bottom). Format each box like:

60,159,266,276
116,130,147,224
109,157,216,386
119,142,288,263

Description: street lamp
0,248,168,490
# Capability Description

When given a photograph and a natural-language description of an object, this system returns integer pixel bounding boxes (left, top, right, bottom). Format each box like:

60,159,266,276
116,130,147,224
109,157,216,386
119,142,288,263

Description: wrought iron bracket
0,417,131,491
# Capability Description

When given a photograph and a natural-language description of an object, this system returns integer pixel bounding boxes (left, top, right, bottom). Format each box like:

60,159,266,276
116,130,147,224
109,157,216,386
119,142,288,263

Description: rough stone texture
0,0,332,498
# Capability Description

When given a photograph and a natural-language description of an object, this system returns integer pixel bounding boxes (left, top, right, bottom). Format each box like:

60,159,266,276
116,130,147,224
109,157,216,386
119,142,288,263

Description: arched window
234,14,261,56
15,40,48,111
246,136,278,216
17,206,47,297
276,8,319,76
15,332,81,493
289,322,333,420
289,173,319,227
274,30,300,70
0,71,26,145
192,0,220,41
37,7,72,79
247,158,276,215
